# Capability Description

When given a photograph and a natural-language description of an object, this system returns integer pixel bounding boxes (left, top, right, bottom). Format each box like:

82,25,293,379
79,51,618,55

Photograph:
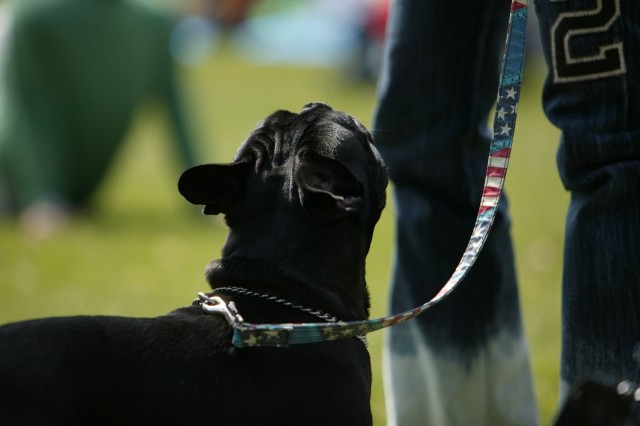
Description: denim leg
535,0,640,399
373,0,537,424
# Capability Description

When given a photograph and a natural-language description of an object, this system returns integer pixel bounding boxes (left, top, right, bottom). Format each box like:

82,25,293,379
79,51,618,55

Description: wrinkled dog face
179,102,388,248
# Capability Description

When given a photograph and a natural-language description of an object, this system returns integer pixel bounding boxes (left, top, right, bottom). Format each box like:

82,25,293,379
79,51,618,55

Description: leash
195,287,369,346
198,0,529,348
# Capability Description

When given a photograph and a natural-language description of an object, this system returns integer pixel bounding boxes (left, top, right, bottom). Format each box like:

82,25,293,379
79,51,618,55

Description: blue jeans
535,0,640,399
373,0,639,424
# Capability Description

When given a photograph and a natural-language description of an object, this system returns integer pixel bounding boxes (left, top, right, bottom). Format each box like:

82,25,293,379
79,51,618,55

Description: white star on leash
244,334,258,346
497,107,508,121
505,87,518,99
499,123,512,136
467,227,486,254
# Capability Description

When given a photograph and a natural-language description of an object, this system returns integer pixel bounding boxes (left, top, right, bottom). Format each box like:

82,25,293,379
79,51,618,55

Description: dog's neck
206,218,371,322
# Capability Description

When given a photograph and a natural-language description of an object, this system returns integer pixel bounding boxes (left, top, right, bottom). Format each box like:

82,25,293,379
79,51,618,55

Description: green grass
0,50,565,425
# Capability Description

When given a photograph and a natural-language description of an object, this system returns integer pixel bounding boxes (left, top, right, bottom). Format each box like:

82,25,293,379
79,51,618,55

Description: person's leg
535,0,640,401
373,1,537,424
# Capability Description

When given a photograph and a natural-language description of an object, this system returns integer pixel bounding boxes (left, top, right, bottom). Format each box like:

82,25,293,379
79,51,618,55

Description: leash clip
197,292,244,327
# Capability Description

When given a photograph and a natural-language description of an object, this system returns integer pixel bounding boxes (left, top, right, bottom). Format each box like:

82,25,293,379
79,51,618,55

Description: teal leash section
199,0,529,349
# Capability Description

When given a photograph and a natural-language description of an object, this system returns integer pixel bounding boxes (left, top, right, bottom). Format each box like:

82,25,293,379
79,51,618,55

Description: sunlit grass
0,49,564,425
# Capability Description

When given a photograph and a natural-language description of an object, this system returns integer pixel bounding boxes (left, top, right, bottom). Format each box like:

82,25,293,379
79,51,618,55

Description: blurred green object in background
0,0,196,218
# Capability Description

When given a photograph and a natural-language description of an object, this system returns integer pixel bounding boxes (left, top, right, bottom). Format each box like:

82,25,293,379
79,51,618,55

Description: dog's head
179,102,387,249
178,103,387,319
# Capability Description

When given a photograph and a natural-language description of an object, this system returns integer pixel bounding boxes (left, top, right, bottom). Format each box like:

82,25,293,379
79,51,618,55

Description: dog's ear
295,152,363,220
178,162,251,215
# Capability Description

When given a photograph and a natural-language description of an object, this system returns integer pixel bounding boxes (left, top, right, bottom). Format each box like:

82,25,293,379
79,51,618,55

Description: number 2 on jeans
550,0,626,83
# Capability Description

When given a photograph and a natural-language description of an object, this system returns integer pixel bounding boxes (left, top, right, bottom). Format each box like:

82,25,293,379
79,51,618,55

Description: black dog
0,103,388,425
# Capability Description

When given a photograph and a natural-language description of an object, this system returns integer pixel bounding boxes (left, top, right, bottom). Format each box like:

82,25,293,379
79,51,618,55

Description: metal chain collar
213,286,339,323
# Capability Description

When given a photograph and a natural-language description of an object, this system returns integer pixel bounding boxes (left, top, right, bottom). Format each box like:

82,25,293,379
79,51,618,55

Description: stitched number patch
550,0,626,83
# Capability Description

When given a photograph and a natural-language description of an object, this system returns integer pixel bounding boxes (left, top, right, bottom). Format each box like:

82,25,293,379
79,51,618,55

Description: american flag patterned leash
200,0,529,348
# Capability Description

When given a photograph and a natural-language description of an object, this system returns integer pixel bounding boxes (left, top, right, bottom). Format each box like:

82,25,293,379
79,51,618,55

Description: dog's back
0,307,372,425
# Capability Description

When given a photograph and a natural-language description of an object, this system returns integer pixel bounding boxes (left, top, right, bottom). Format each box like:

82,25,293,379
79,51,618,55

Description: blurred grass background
0,47,565,424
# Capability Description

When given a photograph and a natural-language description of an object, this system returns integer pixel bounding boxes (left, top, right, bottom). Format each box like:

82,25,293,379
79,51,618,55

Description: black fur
0,103,388,425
